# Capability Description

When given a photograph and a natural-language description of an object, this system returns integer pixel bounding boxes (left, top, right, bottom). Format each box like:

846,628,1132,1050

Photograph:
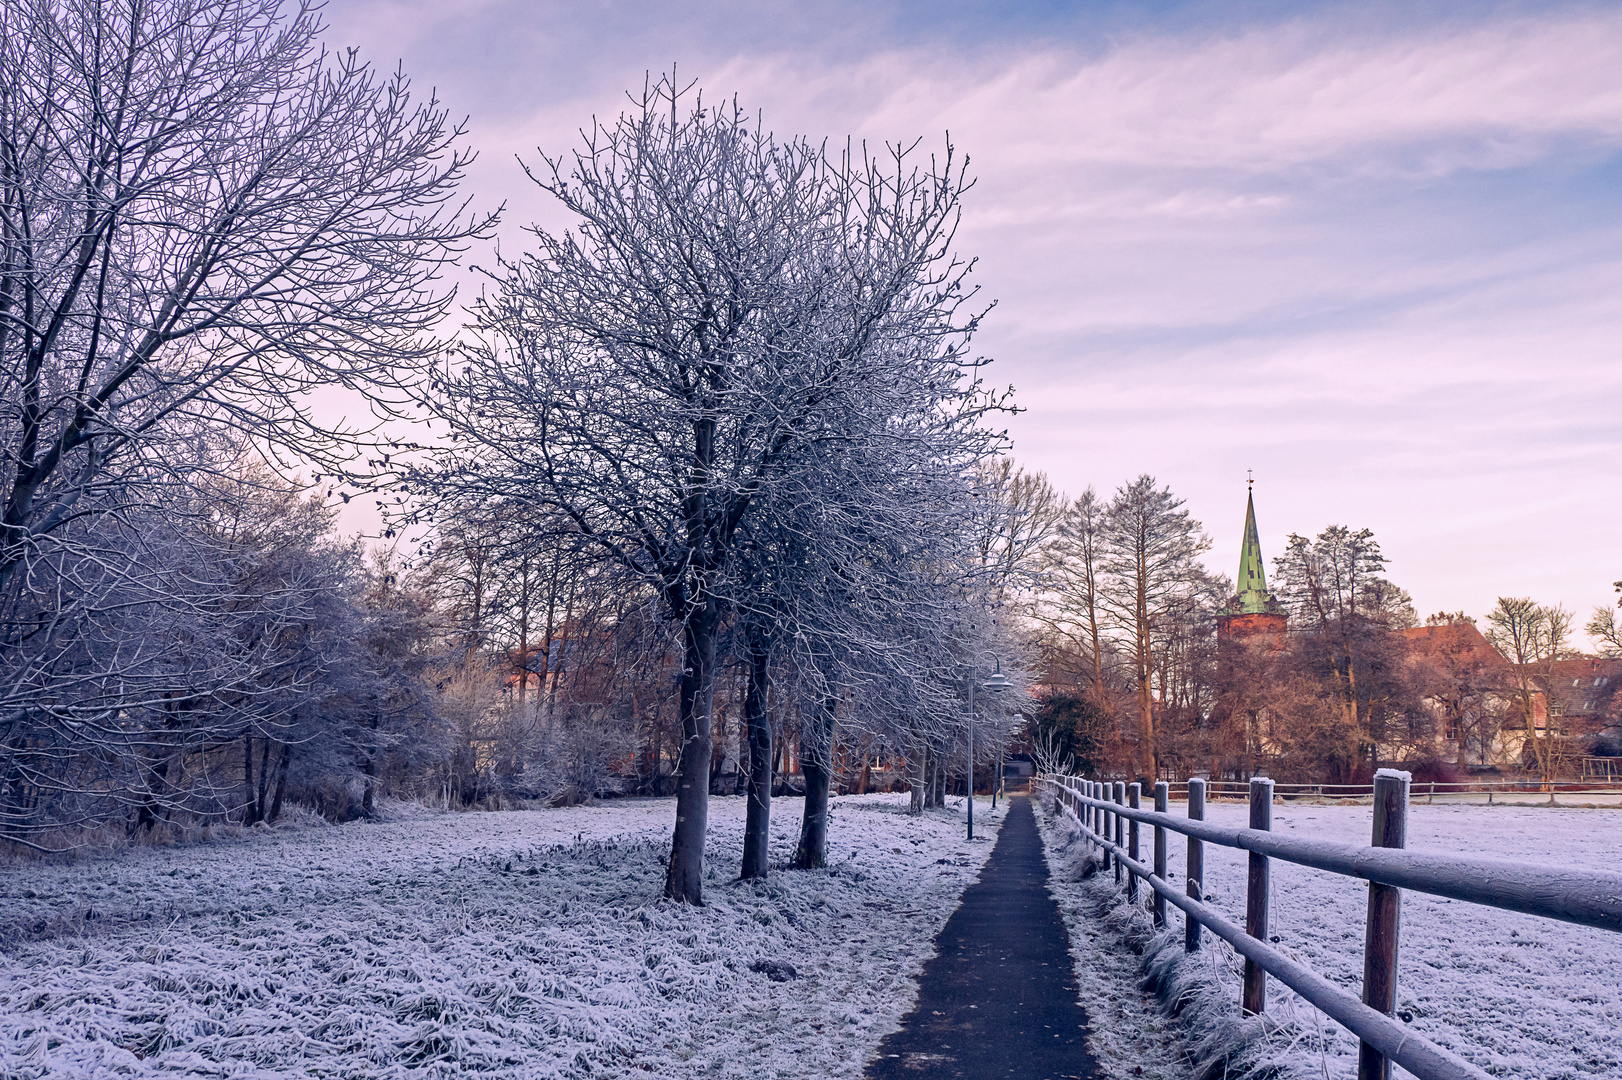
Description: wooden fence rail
1111,777,1622,803
1037,771,1622,1080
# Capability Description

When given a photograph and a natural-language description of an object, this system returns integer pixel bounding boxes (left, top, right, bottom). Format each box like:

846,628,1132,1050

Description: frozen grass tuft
1036,793,1307,1080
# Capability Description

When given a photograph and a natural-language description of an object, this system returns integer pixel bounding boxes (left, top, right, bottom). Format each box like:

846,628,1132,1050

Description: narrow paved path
866,796,1097,1080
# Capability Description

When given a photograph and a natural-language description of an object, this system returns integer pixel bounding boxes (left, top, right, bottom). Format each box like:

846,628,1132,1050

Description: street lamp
967,658,1012,839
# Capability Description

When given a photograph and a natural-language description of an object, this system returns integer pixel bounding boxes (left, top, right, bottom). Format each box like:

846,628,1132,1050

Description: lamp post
967,658,1012,839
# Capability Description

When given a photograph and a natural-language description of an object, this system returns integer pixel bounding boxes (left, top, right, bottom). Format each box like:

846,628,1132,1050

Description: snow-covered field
0,794,1005,1079
1042,794,1622,1080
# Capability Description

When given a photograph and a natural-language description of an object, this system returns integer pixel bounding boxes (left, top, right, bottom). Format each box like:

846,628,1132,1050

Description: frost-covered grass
1034,805,1199,1080
0,793,1005,1079
1041,794,1622,1080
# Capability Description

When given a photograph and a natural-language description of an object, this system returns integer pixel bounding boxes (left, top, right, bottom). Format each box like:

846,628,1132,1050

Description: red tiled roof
1399,621,1513,675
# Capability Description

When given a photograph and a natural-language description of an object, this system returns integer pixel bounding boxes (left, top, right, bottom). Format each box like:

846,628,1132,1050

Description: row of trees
0,0,491,851
11,0,1610,881
0,0,1034,904
404,79,1031,902
1014,467,1619,789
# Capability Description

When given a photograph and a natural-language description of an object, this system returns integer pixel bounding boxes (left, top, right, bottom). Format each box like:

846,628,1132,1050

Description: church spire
1219,480,1287,634
1234,488,1271,611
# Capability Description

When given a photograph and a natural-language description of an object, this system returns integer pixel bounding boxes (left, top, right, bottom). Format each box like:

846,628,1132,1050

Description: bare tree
1028,723,1075,777
1487,597,1576,798
0,0,489,834
415,78,995,903
727,385,1005,872
1272,525,1419,773
1587,582,1622,658
0,0,489,566
1038,486,1114,711
1098,475,1211,780
970,459,1062,606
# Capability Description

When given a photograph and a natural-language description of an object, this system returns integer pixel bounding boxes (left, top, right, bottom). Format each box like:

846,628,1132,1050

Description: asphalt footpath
865,796,1097,1080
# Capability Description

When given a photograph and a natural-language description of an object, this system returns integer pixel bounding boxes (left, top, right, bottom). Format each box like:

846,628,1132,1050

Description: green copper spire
1225,486,1284,617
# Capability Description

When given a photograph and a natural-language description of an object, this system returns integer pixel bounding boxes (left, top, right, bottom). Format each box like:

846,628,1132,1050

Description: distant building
1216,486,1287,639
1401,621,1622,772
1399,620,1518,768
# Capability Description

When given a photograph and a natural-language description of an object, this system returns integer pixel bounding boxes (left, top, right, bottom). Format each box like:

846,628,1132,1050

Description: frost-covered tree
725,376,1006,874
969,459,1062,609
0,0,487,562
0,461,397,846
0,0,489,832
416,78,995,903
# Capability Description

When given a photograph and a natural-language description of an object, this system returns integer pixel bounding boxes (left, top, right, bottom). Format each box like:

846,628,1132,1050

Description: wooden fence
1036,771,1622,1080
1082,777,1622,803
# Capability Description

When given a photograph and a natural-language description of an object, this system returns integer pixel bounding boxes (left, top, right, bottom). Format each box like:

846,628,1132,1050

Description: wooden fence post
1098,781,1109,871
1091,780,1100,855
1153,780,1168,928
1243,776,1274,1015
1358,769,1410,1080
1081,780,1092,852
1186,777,1205,952
1113,781,1126,884
1105,781,1115,872
1128,783,1141,903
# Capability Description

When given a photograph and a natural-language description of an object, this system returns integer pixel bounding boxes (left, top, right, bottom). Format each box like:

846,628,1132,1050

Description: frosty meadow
5,792,1621,1078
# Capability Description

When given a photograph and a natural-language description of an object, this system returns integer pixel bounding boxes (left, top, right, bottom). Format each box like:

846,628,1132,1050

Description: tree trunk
793,691,837,869
242,735,258,825
1088,586,1108,713
908,734,924,812
362,711,379,818
665,604,719,904
132,752,173,834
517,555,531,709
992,743,1001,807
268,743,291,823
255,737,273,822
542,543,561,720
1136,559,1157,781
741,634,773,879
770,736,783,797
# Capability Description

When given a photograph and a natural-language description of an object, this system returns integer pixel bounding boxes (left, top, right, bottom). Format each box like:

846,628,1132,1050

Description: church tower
1217,484,1287,639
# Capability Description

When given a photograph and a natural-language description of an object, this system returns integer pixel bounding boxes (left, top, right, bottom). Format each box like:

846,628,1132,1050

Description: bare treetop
0,0,493,584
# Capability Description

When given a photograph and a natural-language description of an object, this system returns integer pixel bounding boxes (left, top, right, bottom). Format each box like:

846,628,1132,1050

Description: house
1402,620,1622,773
1399,620,1518,767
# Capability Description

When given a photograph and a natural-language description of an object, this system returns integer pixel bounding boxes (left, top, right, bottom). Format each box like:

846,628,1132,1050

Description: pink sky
320,0,1622,641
